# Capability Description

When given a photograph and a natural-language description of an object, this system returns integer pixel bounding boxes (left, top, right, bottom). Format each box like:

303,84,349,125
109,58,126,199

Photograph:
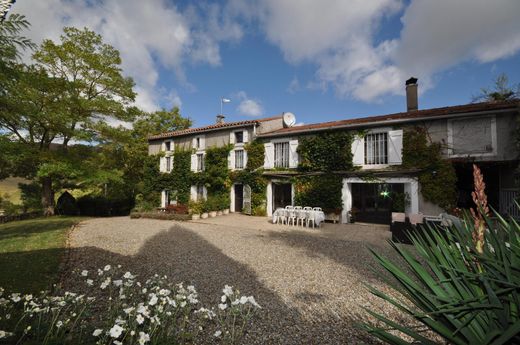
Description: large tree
473,73,519,102
0,27,137,215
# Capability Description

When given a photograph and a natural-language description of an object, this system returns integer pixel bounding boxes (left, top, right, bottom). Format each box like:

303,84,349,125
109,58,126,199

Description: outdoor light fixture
220,97,231,115
380,190,390,198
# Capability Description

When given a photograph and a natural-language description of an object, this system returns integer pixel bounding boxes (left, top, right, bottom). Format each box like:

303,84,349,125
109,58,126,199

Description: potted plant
189,201,202,220
206,197,217,217
200,200,209,219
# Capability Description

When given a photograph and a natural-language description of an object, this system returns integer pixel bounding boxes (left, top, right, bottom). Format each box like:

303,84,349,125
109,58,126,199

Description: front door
273,183,292,212
352,183,404,224
234,184,243,213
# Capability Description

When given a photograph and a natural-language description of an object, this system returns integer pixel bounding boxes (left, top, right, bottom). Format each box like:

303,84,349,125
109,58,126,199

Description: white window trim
271,138,292,169
233,148,246,170
163,140,174,153
232,130,246,146
447,115,497,158
361,128,391,170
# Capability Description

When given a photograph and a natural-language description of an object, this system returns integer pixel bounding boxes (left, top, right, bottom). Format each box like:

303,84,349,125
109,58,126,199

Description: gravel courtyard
64,214,404,344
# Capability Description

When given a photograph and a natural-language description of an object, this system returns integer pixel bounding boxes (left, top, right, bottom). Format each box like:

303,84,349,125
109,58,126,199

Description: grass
0,177,30,205
0,216,87,293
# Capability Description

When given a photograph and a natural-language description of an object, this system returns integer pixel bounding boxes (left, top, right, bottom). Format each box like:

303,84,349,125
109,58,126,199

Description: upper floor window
235,131,244,144
235,149,244,169
165,156,172,172
196,153,204,172
274,142,290,168
164,141,172,152
448,116,496,157
195,137,201,149
364,132,388,165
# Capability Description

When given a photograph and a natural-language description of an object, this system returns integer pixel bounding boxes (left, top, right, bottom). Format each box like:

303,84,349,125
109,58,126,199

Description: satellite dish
282,112,296,127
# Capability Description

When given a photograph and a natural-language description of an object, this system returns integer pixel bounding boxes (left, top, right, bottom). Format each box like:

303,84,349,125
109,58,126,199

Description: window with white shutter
274,142,290,168
264,143,274,169
235,149,244,169
196,153,204,172
364,133,388,165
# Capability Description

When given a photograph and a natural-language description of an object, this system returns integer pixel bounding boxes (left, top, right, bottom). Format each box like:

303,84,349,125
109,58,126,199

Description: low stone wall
0,211,41,224
130,212,190,221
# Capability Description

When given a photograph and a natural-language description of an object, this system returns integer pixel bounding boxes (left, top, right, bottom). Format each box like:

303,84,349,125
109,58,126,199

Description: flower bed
0,266,261,344
130,212,191,221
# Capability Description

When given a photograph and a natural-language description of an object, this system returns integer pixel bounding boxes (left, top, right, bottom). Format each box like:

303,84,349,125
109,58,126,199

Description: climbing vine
229,140,268,216
402,126,457,210
297,131,355,172
291,131,356,213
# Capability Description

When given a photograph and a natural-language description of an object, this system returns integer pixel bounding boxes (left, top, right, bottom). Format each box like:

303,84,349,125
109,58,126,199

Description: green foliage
76,195,134,217
473,73,519,102
18,182,42,212
133,107,192,139
364,209,520,345
188,200,204,215
402,126,457,210
203,145,232,194
294,175,343,213
244,140,265,170
297,131,355,172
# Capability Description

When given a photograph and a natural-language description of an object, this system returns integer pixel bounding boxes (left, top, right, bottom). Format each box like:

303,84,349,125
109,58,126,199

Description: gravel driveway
65,214,403,344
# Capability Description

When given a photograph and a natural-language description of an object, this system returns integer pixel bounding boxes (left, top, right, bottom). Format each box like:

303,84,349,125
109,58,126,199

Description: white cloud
12,0,241,110
235,91,264,117
287,77,301,94
233,0,520,102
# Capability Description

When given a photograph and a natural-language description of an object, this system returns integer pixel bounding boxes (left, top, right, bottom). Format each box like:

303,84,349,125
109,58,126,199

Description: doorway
351,183,404,224
273,183,292,212
234,184,243,212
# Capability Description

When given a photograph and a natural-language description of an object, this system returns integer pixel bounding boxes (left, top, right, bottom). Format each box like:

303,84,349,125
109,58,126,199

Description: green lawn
0,217,87,293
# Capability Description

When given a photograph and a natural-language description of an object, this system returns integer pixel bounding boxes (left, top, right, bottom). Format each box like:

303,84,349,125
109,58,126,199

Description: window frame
196,153,205,172
235,149,245,170
274,141,290,168
364,132,388,165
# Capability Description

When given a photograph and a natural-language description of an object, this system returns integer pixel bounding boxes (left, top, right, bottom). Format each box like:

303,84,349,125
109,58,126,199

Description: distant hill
0,177,31,205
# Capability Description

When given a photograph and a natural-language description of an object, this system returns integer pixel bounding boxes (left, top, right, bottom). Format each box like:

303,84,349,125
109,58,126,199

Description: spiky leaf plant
363,165,520,344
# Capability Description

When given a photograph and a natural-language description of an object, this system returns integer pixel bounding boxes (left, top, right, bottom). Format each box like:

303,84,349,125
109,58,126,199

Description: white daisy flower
109,324,124,338
104,265,111,271
92,329,103,337
138,331,150,345
81,270,88,277
136,314,145,325
214,330,222,337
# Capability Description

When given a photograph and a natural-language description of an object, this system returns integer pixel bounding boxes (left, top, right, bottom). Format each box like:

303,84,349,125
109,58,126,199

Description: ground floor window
272,182,292,212
197,185,205,201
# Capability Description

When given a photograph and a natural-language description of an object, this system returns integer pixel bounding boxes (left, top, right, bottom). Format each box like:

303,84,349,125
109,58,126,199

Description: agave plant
363,165,520,344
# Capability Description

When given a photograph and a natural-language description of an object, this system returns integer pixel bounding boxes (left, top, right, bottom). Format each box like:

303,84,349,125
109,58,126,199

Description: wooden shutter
243,150,248,169
190,154,197,172
199,135,206,150
190,185,197,201
351,135,364,166
159,157,166,172
243,130,249,143
229,132,235,145
228,150,235,170
192,137,197,150
388,129,403,165
289,140,299,168
264,143,274,169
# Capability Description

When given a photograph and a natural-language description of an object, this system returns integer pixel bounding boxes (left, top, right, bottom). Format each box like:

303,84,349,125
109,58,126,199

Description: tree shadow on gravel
2,224,383,344
264,229,399,286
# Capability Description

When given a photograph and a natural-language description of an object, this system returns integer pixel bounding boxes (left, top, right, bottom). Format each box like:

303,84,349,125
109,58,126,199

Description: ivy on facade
401,126,457,210
293,131,356,213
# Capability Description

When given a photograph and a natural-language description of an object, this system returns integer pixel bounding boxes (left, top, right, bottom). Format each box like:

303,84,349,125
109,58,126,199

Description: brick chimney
216,114,225,124
406,77,418,111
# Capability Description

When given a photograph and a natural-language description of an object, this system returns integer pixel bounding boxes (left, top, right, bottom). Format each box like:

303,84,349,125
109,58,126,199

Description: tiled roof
259,100,519,137
148,115,282,140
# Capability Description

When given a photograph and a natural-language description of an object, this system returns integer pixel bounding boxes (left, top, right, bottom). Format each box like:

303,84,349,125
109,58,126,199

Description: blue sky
13,0,520,127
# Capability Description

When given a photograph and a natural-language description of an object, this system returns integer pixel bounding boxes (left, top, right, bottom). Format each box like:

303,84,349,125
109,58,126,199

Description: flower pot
209,211,217,218
217,211,223,216
201,213,209,219
191,214,200,220
223,209,229,215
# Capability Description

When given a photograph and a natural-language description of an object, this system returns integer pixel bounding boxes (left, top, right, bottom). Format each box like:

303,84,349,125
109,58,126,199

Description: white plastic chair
296,209,307,227
286,208,297,226
303,206,312,211
306,210,316,228
313,207,322,212
273,208,283,224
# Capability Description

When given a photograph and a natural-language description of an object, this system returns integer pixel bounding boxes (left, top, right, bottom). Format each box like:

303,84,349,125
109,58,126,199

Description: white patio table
273,208,325,227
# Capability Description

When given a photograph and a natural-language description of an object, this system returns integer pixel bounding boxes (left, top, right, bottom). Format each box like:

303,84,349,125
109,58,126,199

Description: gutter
148,122,258,141
257,107,517,138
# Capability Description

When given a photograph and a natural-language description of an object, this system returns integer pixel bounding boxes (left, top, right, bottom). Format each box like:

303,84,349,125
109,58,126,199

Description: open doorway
234,184,243,213
351,183,404,224
273,183,292,212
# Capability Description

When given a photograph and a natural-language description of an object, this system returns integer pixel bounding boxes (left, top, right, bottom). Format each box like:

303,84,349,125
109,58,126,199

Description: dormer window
235,131,244,144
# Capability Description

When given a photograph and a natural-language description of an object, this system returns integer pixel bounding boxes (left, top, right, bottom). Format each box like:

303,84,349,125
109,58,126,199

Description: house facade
148,79,520,224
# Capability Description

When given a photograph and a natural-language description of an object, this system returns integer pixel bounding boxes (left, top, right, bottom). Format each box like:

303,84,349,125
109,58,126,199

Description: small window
235,131,244,144
235,149,244,169
164,141,171,152
364,133,388,165
196,185,205,201
196,153,204,172
196,137,200,149
165,156,172,172
274,142,290,168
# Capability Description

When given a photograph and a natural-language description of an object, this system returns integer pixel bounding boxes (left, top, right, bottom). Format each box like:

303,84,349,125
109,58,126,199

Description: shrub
188,200,203,215
130,212,190,221
77,195,135,217
55,191,79,215
164,204,188,214
363,165,520,345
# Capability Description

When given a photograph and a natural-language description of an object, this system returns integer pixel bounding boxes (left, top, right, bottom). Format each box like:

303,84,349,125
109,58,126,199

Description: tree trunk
41,177,55,216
